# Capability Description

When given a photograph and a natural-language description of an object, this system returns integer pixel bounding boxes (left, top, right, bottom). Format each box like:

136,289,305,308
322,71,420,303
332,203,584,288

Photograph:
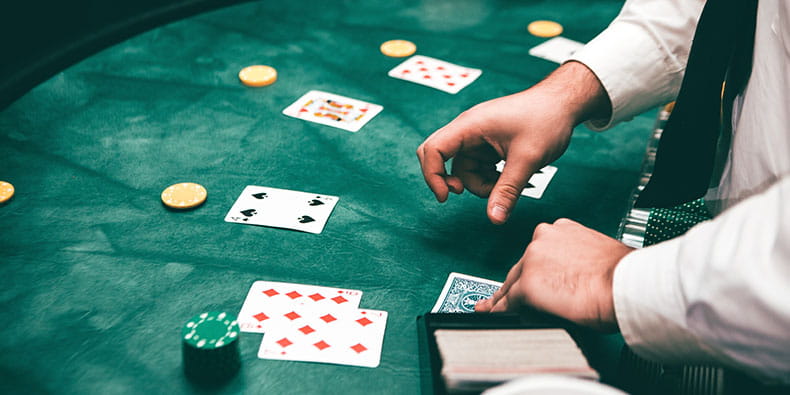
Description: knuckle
494,183,523,201
553,218,573,226
533,222,553,237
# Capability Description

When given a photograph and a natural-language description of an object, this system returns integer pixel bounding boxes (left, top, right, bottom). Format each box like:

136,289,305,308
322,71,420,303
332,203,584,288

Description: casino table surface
0,0,657,393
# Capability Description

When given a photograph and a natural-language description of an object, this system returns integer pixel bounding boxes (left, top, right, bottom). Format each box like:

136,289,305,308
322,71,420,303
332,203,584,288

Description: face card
388,55,482,94
224,185,340,234
495,161,558,199
282,90,383,132
258,308,388,368
528,37,585,64
237,280,363,333
432,272,502,313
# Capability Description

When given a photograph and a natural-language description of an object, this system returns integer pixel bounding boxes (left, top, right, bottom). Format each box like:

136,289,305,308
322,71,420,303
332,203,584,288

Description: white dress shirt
569,0,790,384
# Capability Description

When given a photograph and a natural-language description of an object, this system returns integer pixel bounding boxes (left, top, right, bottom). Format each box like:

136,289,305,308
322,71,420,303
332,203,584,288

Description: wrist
534,61,612,126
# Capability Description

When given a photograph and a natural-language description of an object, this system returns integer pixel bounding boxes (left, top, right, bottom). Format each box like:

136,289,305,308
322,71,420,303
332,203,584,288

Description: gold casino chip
0,181,14,204
238,65,277,87
527,20,564,38
161,182,207,209
380,40,417,57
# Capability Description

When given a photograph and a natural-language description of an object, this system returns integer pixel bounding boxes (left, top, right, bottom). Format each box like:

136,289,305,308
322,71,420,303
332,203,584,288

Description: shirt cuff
568,21,684,131
613,241,716,364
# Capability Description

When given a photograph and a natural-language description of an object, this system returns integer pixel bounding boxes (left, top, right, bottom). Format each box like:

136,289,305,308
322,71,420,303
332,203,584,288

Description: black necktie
635,0,758,208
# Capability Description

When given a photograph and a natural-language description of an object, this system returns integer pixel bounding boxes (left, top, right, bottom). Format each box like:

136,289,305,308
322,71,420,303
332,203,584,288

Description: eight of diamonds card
432,272,502,313
258,308,388,368
388,55,482,94
283,90,383,132
224,185,339,234
238,280,363,333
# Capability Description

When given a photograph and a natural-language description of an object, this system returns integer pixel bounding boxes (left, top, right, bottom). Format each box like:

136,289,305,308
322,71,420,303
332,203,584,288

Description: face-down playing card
388,55,482,94
282,90,383,132
432,272,503,313
224,185,339,234
258,307,388,368
237,280,363,334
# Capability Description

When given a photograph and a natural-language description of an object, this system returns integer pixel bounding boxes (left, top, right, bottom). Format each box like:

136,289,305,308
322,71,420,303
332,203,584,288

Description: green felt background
0,0,656,393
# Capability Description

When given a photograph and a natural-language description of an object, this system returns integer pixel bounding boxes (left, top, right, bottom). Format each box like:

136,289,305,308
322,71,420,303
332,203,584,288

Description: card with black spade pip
495,161,558,199
224,185,339,234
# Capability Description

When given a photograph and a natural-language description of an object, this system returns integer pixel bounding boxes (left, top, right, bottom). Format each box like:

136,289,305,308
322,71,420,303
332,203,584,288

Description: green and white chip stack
182,311,241,383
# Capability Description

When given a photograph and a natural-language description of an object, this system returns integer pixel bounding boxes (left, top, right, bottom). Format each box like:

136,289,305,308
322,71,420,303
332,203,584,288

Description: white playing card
388,55,482,94
432,272,503,313
237,280,363,333
495,161,558,199
258,307,388,368
282,90,383,132
224,185,340,234
528,37,585,64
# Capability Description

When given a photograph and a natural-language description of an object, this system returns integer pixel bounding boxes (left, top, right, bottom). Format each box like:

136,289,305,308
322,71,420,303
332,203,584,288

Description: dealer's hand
416,61,611,224
475,218,633,331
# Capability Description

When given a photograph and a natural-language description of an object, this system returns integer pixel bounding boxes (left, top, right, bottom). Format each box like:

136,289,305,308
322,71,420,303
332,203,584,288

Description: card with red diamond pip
388,55,482,94
237,280,363,334
258,307,388,368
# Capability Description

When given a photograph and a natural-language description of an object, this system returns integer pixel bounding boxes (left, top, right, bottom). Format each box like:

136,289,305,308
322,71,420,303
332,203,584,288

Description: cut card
528,37,585,64
282,90,383,132
258,308,388,368
432,272,502,313
238,280,363,333
388,55,482,94
496,161,558,199
224,185,339,234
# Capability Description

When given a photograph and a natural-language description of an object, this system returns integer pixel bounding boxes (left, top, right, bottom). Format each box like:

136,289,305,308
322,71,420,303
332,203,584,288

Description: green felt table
0,0,657,393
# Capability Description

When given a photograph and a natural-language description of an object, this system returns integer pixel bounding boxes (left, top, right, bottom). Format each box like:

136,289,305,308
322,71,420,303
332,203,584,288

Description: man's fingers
450,155,498,198
487,155,540,224
417,144,451,202
417,128,469,202
475,260,523,312
490,280,525,313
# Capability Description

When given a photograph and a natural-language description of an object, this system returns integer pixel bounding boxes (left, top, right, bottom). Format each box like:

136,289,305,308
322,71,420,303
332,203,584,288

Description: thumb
487,157,538,224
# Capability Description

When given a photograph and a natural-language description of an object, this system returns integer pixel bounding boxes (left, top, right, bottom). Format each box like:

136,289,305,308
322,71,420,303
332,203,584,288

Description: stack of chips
182,311,241,384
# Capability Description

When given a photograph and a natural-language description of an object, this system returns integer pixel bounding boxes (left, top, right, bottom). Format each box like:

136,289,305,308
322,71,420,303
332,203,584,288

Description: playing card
224,185,340,234
388,55,482,94
528,37,585,64
282,90,383,132
258,308,388,368
432,272,502,313
237,280,363,333
495,161,558,199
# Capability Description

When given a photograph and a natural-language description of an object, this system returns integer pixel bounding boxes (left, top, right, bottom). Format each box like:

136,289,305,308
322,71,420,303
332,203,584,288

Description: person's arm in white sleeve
568,0,705,130
614,175,790,384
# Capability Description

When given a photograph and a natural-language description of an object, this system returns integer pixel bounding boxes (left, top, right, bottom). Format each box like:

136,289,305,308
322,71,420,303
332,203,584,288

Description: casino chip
182,311,241,383
0,181,14,204
380,40,417,57
238,65,277,87
161,182,207,209
527,20,564,38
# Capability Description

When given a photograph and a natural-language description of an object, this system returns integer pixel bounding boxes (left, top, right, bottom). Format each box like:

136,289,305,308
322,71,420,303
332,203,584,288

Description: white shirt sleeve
567,0,705,130
613,176,790,384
